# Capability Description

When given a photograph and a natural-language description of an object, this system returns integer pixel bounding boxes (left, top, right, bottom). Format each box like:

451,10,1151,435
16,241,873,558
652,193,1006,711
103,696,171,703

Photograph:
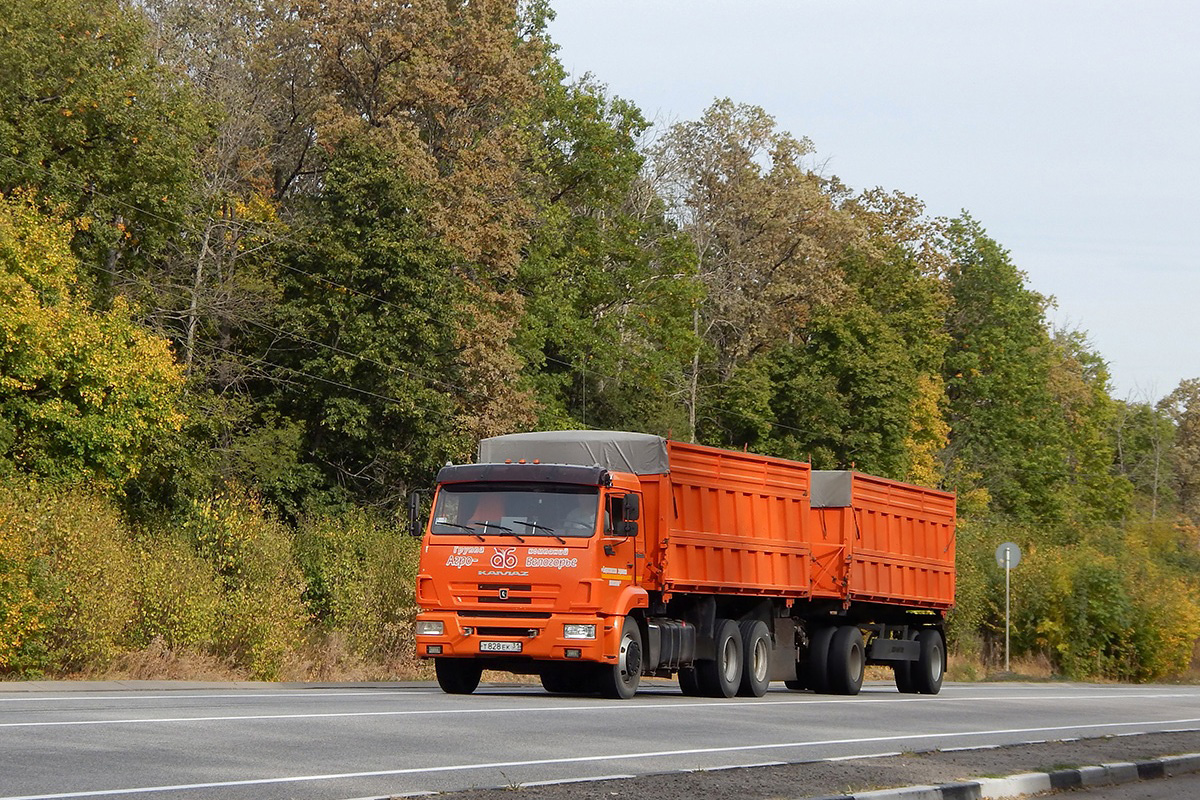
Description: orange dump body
809,471,956,609
635,444,955,610
638,440,813,598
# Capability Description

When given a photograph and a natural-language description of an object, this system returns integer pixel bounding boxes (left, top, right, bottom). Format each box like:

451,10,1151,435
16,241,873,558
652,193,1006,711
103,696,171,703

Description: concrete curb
806,752,1200,799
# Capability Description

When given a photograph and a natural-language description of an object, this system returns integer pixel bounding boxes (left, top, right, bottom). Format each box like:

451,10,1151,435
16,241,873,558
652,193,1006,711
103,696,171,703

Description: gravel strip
431,730,1200,800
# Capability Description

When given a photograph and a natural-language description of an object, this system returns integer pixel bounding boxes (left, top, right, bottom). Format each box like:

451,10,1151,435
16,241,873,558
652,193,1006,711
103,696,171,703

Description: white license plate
479,641,522,653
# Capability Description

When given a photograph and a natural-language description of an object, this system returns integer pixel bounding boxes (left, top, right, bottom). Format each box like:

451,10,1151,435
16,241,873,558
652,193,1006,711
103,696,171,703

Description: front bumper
415,611,621,664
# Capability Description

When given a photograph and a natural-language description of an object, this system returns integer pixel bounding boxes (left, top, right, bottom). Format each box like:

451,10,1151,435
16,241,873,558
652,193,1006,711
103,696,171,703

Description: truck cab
415,460,647,697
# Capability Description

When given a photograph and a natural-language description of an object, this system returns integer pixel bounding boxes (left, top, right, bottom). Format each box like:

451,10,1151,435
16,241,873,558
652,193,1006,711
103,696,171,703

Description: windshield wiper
514,520,567,544
437,521,484,541
472,520,525,542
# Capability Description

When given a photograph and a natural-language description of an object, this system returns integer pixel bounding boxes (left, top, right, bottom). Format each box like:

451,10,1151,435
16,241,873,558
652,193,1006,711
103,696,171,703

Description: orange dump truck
413,431,955,699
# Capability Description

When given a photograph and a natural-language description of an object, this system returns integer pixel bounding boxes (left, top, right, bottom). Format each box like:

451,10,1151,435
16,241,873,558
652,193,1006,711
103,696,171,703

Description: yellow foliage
0,191,185,488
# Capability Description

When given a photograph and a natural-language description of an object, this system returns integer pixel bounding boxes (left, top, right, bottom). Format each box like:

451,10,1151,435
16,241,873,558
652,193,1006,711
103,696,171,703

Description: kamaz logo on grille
491,547,518,569
498,588,509,600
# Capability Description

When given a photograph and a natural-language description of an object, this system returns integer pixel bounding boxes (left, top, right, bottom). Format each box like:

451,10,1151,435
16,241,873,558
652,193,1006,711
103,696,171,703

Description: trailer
413,430,955,698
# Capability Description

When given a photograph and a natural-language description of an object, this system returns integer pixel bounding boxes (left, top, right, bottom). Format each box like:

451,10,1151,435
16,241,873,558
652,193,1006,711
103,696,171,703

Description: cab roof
477,430,669,475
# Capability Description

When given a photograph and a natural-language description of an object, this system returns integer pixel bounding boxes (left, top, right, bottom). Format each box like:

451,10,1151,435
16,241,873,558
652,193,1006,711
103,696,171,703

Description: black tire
913,628,945,694
678,666,703,696
541,663,591,694
828,626,865,695
435,658,482,694
805,626,836,693
597,616,642,699
696,618,743,698
737,619,772,697
894,660,917,693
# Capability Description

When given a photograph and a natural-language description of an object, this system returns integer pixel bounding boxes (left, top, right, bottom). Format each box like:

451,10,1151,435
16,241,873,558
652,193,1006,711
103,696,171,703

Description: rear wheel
737,620,771,697
805,626,836,693
435,658,482,694
678,666,703,696
913,628,945,695
697,618,743,697
828,626,865,695
597,616,642,699
894,660,917,693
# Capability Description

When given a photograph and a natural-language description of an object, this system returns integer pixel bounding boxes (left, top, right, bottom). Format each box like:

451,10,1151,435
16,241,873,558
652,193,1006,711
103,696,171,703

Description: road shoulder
428,730,1200,800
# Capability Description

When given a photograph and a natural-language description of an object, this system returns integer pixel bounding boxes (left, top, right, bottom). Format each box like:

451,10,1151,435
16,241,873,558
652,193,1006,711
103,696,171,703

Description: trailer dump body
415,430,956,699
810,470,956,608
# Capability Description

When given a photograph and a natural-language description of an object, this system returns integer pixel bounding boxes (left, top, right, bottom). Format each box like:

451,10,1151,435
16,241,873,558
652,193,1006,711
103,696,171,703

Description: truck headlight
563,624,596,640
416,620,444,636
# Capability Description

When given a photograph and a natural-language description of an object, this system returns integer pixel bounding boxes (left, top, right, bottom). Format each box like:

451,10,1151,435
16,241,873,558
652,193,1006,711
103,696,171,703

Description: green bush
130,537,222,652
178,491,306,679
0,483,137,675
295,509,420,661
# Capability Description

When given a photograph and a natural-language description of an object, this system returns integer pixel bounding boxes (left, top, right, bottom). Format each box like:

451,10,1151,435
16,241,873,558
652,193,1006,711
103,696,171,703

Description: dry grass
85,638,246,682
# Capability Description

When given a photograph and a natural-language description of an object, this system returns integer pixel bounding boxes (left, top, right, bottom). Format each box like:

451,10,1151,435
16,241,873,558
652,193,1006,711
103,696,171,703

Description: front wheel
435,658,482,694
597,616,643,699
913,628,945,694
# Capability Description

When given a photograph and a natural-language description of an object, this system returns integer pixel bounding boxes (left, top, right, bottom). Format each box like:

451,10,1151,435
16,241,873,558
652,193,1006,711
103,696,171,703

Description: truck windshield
430,484,600,538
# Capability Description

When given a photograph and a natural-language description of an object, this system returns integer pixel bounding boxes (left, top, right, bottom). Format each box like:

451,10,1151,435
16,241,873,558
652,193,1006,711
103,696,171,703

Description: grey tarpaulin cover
810,470,853,508
477,430,670,475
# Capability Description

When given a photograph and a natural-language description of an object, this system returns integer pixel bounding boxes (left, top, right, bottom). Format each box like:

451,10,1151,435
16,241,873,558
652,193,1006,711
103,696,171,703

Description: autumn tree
0,192,184,489
940,215,1069,522
1160,379,1200,524
517,61,699,434
0,0,204,301
1048,329,1132,522
1115,398,1176,518
291,0,542,446
650,99,857,441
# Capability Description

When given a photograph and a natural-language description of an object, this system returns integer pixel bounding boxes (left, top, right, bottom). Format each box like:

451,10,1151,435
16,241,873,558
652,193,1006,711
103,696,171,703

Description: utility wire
0,150,887,446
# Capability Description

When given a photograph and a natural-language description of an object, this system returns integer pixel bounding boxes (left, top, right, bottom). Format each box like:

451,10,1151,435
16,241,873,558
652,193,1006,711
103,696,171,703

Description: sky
547,0,1199,401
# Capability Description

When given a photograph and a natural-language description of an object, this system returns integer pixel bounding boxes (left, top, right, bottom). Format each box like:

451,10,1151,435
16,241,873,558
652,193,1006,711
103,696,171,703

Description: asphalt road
3,680,1200,800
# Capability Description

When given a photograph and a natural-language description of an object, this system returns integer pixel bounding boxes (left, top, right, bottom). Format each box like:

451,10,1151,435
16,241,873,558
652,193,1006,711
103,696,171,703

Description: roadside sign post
995,542,1022,672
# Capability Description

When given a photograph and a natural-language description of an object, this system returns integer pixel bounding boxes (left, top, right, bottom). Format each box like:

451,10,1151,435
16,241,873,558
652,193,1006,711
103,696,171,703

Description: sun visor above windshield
478,430,669,475
437,462,611,487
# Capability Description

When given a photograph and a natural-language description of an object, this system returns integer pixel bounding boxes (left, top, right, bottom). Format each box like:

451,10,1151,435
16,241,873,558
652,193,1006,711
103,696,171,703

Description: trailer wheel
737,620,771,697
597,616,642,699
435,658,482,694
697,618,743,697
678,667,703,696
913,629,945,694
805,626,836,693
828,626,865,695
894,660,917,693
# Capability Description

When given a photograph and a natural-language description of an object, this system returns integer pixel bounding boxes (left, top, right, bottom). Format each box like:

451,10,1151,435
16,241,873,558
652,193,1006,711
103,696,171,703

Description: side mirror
622,493,640,522
608,493,640,537
408,491,424,538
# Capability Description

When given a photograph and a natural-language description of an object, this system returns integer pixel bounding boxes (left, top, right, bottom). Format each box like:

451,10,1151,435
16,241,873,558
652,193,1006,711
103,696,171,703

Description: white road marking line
520,774,636,786
0,691,415,703
825,751,904,761
3,691,1200,729
3,717,1200,800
